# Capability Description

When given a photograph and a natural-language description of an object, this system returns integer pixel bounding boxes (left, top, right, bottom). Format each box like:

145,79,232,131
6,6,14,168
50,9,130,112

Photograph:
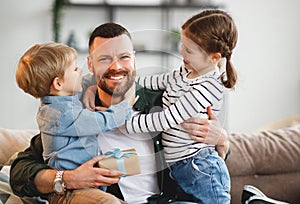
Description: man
10,23,229,203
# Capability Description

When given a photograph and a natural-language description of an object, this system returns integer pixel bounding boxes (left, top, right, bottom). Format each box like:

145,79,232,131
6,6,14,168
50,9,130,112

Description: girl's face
180,32,215,77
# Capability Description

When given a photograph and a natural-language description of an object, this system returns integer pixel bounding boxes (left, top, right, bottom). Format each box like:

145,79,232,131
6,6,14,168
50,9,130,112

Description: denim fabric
169,148,231,204
38,94,132,170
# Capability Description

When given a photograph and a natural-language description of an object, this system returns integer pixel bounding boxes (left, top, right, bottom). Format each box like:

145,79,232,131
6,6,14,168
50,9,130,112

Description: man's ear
132,52,136,66
51,77,63,91
87,55,94,73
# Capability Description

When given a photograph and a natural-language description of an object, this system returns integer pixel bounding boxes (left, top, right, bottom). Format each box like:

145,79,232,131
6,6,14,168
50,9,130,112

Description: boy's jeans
168,148,231,204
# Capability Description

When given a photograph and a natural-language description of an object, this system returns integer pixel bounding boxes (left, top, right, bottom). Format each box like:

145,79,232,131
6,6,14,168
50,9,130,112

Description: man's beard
98,69,136,97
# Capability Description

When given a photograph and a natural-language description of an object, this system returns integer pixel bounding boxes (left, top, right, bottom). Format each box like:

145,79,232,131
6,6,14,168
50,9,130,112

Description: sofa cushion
227,124,300,176
0,166,24,204
0,128,38,165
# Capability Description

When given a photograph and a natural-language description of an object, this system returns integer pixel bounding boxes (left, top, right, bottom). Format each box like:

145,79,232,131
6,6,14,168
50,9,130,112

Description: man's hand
181,106,229,159
35,156,123,194
64,156,123,189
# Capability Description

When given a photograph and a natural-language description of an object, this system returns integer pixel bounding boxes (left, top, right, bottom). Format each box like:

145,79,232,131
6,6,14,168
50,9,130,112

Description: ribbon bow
103,148,137,177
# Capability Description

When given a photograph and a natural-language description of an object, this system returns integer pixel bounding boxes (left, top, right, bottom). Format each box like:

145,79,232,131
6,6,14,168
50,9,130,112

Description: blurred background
0,0,299,133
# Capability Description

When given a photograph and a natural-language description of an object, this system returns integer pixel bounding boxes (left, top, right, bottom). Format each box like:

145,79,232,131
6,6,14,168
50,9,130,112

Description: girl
125,9,238,203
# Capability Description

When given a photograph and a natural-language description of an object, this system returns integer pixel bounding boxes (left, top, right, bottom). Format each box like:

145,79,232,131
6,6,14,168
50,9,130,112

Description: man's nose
109,59,122,70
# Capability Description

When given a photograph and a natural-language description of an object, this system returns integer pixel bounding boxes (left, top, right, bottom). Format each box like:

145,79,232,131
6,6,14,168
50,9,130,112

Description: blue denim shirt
37,94,132,170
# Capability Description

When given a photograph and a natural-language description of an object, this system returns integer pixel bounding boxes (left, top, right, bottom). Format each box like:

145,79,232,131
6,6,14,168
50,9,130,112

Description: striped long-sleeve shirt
126,66,224,162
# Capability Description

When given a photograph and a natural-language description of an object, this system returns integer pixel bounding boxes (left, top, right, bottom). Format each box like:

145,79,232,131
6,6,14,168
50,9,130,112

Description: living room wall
0,0,299,133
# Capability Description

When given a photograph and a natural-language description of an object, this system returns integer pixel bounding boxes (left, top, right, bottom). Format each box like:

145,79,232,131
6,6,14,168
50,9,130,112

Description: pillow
227,124,300,176
0,166,48,204
0,128,38,165
0,166,24,204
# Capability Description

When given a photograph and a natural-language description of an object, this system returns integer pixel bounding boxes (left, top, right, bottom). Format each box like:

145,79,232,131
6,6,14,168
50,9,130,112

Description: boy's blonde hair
16,42,77,98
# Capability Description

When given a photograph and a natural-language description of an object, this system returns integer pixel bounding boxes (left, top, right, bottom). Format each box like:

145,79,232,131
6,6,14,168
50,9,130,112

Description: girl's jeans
168,148,231,204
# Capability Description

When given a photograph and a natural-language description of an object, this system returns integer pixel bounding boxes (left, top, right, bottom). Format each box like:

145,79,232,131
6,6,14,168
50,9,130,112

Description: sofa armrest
227,124,300,176
0,128,39,165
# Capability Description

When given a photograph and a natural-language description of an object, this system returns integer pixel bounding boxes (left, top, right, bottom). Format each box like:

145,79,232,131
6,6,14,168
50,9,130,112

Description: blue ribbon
104,148,136,177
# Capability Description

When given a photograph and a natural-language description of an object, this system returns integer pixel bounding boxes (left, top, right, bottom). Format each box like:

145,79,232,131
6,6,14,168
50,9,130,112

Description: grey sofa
0,123,299,204
227,124,300,204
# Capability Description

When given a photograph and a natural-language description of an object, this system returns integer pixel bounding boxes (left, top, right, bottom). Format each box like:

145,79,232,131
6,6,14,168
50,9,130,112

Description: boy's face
88,34,136,97
62,59,83,95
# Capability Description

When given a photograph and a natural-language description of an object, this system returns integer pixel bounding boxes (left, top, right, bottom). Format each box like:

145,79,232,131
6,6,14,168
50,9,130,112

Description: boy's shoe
241,185,289,204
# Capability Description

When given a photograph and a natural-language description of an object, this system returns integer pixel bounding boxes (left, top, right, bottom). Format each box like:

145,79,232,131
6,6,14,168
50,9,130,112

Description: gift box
98,148,141,177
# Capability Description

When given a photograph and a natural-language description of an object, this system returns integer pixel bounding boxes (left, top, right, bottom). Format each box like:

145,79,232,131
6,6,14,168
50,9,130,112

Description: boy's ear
51,77,63,91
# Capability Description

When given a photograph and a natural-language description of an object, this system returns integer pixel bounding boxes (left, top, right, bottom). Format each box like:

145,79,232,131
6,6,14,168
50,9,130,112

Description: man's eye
99,57,111,62
120,55,130,60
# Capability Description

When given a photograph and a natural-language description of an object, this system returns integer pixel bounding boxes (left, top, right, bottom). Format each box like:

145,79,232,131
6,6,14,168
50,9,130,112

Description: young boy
16,42,131,203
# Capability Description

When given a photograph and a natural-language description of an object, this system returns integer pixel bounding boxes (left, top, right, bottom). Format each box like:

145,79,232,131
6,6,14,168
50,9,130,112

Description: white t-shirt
98,128,160,204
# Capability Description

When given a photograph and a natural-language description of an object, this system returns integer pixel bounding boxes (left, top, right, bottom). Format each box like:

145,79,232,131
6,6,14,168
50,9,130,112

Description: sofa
0,122,299,204
227,123,300,204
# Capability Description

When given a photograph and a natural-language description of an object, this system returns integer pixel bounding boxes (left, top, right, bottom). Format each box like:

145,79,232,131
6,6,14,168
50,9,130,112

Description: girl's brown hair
16,42,77,98
183,9,238,89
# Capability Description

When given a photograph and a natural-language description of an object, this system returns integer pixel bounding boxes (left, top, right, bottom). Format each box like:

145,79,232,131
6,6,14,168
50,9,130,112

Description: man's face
88,34,136,97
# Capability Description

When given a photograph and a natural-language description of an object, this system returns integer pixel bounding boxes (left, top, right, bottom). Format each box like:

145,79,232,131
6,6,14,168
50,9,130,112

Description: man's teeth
110,75,124,80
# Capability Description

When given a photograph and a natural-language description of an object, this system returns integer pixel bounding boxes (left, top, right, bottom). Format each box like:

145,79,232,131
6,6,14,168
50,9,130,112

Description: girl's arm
126,81,223,133
136,68,184,91
136,66,187,91
136,73,167,91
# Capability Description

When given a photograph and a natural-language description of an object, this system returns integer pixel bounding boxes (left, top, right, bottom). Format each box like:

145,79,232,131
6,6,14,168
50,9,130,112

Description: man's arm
181,106,230,160
10,134,50,197
10,133,123,197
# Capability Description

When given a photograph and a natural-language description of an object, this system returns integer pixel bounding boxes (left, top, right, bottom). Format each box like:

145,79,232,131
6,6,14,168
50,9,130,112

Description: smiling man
88,33,136,101
10,23,230,204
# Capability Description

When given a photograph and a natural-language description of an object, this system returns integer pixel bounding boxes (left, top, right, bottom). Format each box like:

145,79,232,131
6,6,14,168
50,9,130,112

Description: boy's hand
94,106,108,111
83,85,97,111
131,95,140,106
124,85,139,106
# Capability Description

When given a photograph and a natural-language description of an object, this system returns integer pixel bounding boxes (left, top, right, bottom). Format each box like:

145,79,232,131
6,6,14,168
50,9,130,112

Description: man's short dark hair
89,23,132,49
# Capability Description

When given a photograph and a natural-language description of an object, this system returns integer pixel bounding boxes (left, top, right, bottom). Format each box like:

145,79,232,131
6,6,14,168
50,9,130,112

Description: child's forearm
82,73,96,91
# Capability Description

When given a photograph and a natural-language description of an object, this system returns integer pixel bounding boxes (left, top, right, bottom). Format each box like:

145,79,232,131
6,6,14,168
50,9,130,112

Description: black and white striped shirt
126,66,224,162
